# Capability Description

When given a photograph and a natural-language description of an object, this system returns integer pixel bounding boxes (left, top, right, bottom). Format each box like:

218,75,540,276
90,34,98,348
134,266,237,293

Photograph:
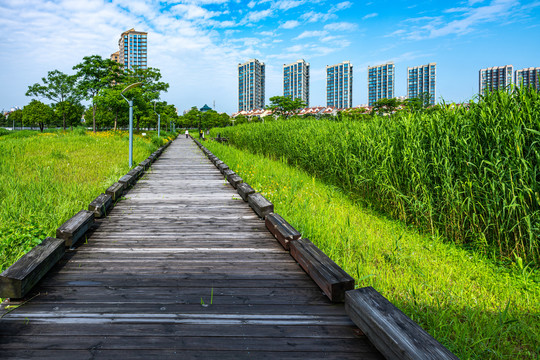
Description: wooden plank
88,193,113,218
127,165,144,180
56,210,94,248
118,174,135,188
265,213,301,250
247,193,274,219
228,174,243,189
289,238,354,302
345,287,458,360
223,169,234,179
139,159,151,170
106,182,125,201
0,237,64,298
217,163,229,174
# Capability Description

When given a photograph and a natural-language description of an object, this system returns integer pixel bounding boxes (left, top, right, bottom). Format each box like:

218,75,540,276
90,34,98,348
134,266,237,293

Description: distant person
185,129,189,138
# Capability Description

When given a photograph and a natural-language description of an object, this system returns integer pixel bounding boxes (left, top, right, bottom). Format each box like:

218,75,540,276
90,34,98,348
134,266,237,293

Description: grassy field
0,129,172,272
212,89,540,265
204,140,540,360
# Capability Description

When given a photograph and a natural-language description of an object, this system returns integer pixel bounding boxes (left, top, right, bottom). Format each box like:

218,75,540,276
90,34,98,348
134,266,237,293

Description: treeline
1,55,175,132
213,88,540,265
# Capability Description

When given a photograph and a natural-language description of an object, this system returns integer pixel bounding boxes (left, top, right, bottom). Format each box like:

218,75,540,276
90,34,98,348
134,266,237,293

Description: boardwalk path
0,137,382,359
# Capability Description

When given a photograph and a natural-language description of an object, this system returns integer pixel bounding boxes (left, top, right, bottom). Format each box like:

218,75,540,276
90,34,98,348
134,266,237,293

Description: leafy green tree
267,96,306,118
96,87,127,130
23,100,53,132
8,109,24,129
25,70,80,130
372,98,401,116
73,55,123,132
0,112,6,126
53,101,85,129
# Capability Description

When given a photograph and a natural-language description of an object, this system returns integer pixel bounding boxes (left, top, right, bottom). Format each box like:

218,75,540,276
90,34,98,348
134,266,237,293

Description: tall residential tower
407,63,436,105
116,28,147,70
326,61,353,108
238,59,265,112
283,59,310,107
368,62,395,106
479,65,513,94
515,67,540,90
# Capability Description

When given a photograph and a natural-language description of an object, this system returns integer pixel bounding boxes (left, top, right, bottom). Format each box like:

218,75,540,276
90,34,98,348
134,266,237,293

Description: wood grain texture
88,193,112,218
106,182,125,201
0,237,65,298
345,287,458,360
248,192,274,219
0,137,382,359
265,213,301,250
55,210,94,247
290,238,355,302
237,182,255,201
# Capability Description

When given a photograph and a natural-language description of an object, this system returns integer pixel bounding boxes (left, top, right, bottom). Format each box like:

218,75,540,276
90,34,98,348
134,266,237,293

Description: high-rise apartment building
368,62,395,106
479,65,513,94
110,51,119,63
118,28,147,70
238,59,265,112
515,67,540,90
283,59,310,107
407,63,436,106
326,61,353,108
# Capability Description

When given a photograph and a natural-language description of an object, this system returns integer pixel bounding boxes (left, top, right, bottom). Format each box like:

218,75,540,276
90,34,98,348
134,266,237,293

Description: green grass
0,129,173,272
204,140,540,360
212,88,540,265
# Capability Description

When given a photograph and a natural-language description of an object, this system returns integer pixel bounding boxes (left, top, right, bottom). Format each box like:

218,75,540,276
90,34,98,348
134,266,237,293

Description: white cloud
281,20,300,29
294,30,328,40
362,13,378,20
244,9,273,22
300,11,337,23
170,4,222,19
330,1,352,12
324,22,358,31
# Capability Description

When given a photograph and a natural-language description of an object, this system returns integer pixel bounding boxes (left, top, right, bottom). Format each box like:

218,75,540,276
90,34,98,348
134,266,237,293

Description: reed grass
0,129,171,272
212,88,540,265
204,140,540,360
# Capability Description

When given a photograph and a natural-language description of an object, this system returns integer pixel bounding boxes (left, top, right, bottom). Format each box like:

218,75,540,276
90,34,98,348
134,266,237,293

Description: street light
121,82,142,168
153,101,161,138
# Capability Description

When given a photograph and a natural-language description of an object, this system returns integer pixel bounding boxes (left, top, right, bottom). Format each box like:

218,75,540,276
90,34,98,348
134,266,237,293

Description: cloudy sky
1,0,539,114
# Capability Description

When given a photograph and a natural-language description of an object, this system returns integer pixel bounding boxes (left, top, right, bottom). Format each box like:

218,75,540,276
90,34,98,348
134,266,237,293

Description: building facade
283,59,310,107
407,63,436,106
326,61,353,108
515,67,540,90
110,51,120,63
368,62,395,106
118,28,147,70
238,59,265,112
479,65,513,94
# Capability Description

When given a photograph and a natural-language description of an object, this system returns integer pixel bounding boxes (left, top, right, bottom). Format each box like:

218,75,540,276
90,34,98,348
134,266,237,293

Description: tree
0,112,6,126
23,100,53,132
53,101,85,129
25,70,80,130
8,109,23,129
372,98,401,116
73,55,123,132
267,96,306,118
96,87,127,130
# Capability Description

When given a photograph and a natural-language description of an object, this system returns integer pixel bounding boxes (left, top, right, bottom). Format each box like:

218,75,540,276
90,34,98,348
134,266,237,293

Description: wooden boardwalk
0,138,382,359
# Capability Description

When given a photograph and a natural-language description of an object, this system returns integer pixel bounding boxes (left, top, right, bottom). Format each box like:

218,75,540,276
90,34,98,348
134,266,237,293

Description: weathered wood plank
345,287,458,360
119,174,135,188
88,193,113,218
56,210,94,247
217,163,229,174
289,238,354,302
227,174,243,189
265,213,301,250
248,193,274,219
0,237,64,298
223,169,234,179
127,165,144,180
139,159,151,170
106,182,125,201
237,182,255,201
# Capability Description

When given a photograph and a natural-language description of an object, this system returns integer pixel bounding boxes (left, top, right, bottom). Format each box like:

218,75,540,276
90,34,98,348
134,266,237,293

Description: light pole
153,101,161,138
121,82,142,168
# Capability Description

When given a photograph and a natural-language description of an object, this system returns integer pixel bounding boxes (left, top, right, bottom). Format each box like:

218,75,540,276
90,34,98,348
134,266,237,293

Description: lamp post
121,82,142,168
153,101,161,138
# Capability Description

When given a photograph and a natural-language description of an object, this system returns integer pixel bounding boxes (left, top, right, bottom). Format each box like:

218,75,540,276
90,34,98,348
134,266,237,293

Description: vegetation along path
0,137,382,359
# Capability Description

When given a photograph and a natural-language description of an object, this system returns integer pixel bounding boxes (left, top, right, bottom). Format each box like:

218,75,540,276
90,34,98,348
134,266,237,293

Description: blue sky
1,0,539,114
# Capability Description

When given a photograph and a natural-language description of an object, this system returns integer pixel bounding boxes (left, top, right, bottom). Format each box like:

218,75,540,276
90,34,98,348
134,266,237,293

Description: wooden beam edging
88,193,113,218
236,182,254,201
265,213,301,250
290,237,354,302
0,237,65,299
247,192,274,219
345,287,459,360
56,210,94,248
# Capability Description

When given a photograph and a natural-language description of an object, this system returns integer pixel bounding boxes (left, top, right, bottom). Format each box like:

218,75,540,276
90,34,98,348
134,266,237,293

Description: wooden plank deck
0,137,382,359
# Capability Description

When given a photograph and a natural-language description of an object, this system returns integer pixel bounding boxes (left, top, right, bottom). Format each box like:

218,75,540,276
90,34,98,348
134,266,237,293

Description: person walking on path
185,130,189,138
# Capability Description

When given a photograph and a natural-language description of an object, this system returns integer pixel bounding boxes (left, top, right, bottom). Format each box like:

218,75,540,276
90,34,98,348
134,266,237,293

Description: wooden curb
0,237,65,299
119,174,135,188
88,193,113,218
127,165,144,180
228,174,243,189
247,193,274,219
139,159,151,170
56,210,94,248
237,182,255,201
265,213,301,250
345,287,459,360
290,238,354,302
106,182,125,201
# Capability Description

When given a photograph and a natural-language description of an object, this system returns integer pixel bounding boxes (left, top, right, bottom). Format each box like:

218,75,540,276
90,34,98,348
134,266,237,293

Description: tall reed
213,88,540,264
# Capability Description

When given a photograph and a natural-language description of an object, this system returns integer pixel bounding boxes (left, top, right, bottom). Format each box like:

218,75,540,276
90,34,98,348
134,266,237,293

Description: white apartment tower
368,62,395,106
515,67,540,90
238,59,265,112
117,28,147,70
283,59,310,107
326,61,353,108
479,65,513,94
407,63,436,106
